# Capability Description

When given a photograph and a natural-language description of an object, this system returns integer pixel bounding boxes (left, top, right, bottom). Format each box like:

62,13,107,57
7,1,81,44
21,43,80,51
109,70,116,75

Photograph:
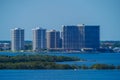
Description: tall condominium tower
32,27,46,51
62,25,80,50
47,30,61,49
84,25,100,49
62,24,100,50
11,28,24,51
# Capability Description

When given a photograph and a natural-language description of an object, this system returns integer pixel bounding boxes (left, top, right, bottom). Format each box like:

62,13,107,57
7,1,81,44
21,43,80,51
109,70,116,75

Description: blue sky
0,0,120,40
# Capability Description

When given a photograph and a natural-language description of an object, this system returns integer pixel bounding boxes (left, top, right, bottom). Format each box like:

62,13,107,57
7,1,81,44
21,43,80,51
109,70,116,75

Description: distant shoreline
0,51,119,53
0,54,120,70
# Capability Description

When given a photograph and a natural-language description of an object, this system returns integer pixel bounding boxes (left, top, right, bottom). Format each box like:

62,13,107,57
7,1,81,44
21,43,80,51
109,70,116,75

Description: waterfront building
84,25,100,49
11,28,24,51
62,24,100,50
32,27,46,51
0,43,10,50
62,25,80,50
46,30,61,49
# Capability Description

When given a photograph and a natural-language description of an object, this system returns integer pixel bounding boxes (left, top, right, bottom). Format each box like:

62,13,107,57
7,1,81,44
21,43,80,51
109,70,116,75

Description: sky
0,0,120,41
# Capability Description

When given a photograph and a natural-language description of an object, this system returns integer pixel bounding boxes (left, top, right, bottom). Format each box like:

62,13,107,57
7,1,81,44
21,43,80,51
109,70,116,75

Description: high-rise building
11,28,24,51
62,24,100,50
62,25,80,50
47,30,61,49
32,27,46,51
84,25,100,49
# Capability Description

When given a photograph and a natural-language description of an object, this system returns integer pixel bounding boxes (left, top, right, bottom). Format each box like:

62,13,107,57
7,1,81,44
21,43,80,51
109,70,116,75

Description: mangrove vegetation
0,55,120,69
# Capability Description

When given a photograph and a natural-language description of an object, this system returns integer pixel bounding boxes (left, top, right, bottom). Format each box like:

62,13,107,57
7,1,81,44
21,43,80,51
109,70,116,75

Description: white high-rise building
11,28,24,51
32,27,46,51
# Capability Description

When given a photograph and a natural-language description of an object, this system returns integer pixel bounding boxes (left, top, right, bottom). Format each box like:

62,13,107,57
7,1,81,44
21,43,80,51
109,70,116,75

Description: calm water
0,52,120,80
0,70,120,80
52,52,120,66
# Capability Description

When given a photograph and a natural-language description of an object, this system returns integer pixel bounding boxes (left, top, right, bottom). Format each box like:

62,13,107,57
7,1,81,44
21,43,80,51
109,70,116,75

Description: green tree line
0,55,120,69
0,55,80,63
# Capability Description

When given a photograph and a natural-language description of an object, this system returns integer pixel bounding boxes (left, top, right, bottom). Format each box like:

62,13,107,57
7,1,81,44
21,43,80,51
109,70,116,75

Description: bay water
0,52,120,80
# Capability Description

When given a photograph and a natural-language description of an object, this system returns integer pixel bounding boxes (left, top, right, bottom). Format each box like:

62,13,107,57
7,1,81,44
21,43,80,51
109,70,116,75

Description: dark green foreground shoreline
0,55,120,69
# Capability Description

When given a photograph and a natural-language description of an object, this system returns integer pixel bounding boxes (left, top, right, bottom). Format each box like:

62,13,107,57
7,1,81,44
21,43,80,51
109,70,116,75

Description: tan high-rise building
47,30,61,49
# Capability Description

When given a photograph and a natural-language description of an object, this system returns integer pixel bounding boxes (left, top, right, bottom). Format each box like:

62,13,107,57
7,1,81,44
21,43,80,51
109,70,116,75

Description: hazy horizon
0,0,120,41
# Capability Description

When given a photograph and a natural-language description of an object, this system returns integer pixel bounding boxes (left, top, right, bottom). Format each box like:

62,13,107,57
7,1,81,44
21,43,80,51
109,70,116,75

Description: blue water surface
0,70,120,80
0,52,120,80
